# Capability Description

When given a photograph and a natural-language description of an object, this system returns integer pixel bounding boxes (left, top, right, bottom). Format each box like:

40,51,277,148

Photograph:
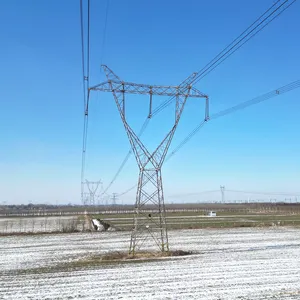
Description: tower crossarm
90,81,207,98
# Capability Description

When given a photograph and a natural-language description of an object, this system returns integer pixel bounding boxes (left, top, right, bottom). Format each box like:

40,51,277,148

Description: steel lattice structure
90,65,208,254
82,180,102,206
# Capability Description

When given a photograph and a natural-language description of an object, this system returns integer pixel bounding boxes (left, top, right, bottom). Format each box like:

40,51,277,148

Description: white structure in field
208,211,217,217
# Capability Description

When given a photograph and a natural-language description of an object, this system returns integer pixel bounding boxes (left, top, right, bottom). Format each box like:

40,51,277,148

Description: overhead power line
80,0,91,200
151,0,297,116
87,0,90,90
169,79,300,159
100,0,110,72
226,189,300,197
191,1,297,85
168,190,219,198
118,185,137,197
166,189,300,199
118,79,300,197
101,0,297,194
101,118,150,195
81,0,111,199
166,120,206,161
191,0,296,86
80,0,87,110
210,80,300,120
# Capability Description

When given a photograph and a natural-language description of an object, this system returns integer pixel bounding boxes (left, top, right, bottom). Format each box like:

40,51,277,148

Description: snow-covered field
0,216,84,234
1,227,300,299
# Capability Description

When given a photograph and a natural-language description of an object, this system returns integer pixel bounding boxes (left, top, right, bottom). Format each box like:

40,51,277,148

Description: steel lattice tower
82,180,102,206
90,65,208,254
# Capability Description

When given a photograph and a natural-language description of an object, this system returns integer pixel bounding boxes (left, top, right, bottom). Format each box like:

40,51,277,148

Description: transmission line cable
168,190,219,198
210,80,300,120
166,121,206,161
102,118,150,195
191,0,297,85
171,80,300,158
87,0,90,90
80,0,91,199
226,189,300,197
80,0,87,110
97,0,150,194
100,0,110,69
192,0,282,82
118,79,300,197
99,0,297,195
151,0,296,116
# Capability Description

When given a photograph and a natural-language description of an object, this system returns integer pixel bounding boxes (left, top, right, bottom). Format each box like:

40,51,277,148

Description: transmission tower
82,180,102,206
111,193,118,206
90,65,208,254
220,186,225,203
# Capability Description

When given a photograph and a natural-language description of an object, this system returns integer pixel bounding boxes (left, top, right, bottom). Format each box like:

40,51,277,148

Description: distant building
208,211,217,217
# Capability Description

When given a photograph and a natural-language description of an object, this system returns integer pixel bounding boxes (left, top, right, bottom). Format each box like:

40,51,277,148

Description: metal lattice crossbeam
90,80,207,98
90,65,209,255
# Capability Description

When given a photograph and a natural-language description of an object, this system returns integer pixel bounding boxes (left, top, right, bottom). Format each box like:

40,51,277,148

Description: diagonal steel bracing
90,65,208,254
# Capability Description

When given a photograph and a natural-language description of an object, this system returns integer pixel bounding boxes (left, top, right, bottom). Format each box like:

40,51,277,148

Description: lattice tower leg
129,168,168,255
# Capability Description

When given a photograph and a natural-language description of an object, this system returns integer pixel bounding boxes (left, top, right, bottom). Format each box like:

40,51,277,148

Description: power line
107,0,297,192
121,187,300,200
171,80,300,157
195,0,283,81
191,0,297,85
166,120,206,161
80,0,87,198
155,189,300,199
118,79,300,197
226,189,300,197
100,0,110,68
87,0,90,90
80,0,87,110
168,190,219,198
81,0,110,197
80,0,91,202
119,185,136,197
151,0,296,116
102,149,132,195
191,0,296,85
102,118,150,195
95,0,297,196
97,0,150,195
210,80,300,120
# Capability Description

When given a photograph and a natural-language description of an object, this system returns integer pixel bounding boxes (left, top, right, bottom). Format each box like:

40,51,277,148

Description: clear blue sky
0,0,299,205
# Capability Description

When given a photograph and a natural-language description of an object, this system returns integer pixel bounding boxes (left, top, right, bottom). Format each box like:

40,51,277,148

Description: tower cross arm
90,81,207,98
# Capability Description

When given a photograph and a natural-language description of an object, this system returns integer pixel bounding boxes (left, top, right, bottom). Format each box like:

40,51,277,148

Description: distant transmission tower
82,180,102,206
220,186,225,203
90,65,208,254
111,193,118,206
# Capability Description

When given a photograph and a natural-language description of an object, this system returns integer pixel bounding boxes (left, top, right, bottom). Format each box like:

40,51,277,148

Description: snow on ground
0,216,83,234
1,227,300,299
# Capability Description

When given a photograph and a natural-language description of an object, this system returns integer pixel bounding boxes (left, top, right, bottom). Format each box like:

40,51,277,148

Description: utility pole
90,65,208,254
220,186,225,203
